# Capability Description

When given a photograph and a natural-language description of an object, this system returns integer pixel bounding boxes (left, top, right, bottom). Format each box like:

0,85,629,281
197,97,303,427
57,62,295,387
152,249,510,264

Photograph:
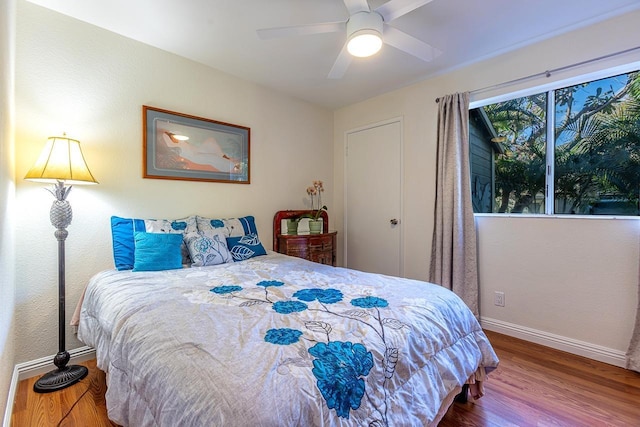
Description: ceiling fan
256,0,442,79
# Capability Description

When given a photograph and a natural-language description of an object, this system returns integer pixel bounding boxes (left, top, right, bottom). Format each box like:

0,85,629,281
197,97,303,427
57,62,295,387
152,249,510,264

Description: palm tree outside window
469,69,640,216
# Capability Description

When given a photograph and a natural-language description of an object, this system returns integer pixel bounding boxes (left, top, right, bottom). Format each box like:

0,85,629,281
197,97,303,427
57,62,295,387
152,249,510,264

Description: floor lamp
24,134,98,393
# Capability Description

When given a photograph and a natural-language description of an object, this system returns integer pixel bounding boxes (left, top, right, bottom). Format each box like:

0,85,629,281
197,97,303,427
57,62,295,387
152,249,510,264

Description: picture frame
143,106,250,184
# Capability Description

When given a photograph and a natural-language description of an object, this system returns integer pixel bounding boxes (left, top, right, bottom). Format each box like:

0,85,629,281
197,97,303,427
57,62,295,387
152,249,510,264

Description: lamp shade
24,135,98,185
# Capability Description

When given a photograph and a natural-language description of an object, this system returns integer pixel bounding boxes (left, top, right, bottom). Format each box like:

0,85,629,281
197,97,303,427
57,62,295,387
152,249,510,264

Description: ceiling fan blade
343,0,370,15
257,21,345,39
383,25,441,62
375,0,435,22
328,43,352,79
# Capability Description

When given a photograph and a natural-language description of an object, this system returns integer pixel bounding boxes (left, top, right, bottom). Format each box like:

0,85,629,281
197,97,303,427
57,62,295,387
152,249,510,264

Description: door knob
390,219,398,225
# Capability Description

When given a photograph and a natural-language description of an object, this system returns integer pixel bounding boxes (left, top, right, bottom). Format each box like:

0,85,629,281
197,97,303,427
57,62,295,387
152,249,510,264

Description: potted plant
306,180,327,234
286,218,299,234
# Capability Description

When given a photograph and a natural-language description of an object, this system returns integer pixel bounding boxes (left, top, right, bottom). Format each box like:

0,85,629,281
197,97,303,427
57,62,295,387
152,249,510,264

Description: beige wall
334,10,640,364
0,0,16,421
13,1,334,364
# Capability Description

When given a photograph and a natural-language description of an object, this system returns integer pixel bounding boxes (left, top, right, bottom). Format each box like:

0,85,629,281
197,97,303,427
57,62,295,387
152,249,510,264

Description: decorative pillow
144,217,197,266
196,215,257,238
226,233,267,261
111,215,197,270
132,232,183,272
183,229,234,267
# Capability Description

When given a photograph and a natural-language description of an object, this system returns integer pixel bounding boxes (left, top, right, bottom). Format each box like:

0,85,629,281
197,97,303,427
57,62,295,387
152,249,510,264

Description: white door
345,119,402,276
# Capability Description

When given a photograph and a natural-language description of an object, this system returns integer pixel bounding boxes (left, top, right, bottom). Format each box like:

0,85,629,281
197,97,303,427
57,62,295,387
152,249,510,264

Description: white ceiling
26,0,640,109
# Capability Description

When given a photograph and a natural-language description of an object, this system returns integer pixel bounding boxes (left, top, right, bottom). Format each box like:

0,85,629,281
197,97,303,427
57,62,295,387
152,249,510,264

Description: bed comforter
78,252,498,426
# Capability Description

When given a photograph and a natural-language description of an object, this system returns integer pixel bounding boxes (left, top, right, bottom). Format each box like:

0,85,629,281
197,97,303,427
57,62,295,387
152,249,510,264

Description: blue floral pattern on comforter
213,282,384,420
78,253,498,427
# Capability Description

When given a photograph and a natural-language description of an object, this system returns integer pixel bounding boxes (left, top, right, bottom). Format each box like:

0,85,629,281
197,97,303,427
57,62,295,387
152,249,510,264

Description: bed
76,214,499,426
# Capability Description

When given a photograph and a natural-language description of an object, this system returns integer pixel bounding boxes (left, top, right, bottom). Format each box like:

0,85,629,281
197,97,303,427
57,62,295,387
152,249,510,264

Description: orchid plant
306,180,327,221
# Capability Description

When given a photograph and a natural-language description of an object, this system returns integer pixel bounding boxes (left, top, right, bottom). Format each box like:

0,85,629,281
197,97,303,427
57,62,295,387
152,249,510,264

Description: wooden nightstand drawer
308,235,333,251
276,232,336,266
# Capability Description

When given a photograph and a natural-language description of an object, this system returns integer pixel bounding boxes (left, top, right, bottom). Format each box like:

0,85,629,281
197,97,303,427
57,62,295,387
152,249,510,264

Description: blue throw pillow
111,215,197,270
226,233,267,261
132,232,183,272
111,216,146,270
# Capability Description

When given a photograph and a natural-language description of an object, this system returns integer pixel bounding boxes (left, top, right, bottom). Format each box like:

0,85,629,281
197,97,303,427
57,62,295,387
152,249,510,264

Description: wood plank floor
440,330,640,426
11,330,640,426
11,358,117,427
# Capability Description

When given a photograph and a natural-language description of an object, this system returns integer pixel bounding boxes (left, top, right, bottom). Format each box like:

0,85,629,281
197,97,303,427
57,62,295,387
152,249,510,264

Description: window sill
473,213,640,220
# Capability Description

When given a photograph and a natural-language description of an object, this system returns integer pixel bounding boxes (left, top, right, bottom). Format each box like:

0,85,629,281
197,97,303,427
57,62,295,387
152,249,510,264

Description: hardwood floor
11,358,117,427
10,331,640,426
440,330,640,426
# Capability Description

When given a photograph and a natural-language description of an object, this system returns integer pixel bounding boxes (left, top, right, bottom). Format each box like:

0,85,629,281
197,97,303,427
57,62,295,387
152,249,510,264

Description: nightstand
273,210,337,266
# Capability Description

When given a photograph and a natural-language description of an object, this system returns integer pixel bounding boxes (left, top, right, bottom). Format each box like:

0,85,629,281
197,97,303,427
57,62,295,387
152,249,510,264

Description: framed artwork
143,106,250,184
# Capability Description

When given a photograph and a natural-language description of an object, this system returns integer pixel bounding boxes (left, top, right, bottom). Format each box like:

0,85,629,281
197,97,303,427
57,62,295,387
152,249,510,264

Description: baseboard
3,365,18,427
13,346,96,381
480,317,627,368
4,346,96,427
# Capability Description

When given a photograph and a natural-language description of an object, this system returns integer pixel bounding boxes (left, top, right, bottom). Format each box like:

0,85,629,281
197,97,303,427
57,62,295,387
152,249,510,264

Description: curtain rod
435,45,640,103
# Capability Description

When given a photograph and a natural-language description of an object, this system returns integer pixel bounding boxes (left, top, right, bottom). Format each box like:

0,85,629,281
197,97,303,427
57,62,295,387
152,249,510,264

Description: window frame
469,60,640,218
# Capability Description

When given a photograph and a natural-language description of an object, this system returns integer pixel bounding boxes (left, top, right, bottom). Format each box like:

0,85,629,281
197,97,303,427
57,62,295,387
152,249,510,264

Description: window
470,69,640,216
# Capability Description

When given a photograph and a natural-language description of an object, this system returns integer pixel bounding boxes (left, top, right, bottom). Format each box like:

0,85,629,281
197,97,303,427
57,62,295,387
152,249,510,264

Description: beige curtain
429,92,479,317
626,253,640,372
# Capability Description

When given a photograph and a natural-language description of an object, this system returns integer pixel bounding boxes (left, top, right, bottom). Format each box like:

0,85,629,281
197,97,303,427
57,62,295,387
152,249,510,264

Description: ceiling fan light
347,30,383,57
346,11,384,58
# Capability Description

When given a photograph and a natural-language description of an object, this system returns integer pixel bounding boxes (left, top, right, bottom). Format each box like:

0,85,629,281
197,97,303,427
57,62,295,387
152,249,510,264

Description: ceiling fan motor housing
348,11,383,38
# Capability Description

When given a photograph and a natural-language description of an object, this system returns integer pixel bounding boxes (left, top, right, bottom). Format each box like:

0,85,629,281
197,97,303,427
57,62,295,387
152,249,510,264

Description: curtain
627,253,640,372
429,92,479,317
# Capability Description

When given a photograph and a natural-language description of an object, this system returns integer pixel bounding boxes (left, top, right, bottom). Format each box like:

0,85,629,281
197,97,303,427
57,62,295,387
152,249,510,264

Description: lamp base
33,364,88,393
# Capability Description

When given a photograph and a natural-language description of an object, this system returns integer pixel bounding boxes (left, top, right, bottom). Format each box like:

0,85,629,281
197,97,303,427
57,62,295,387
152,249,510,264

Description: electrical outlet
494,291,505,307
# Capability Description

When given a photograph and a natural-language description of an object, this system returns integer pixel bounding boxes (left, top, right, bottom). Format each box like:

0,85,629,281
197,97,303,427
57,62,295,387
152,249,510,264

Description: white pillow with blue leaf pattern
183,229,234,267
196,215,257,237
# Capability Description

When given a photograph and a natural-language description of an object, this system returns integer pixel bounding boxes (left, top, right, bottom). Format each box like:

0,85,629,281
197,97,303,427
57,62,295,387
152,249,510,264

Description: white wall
0,0,16,421
13,1,334,364
334,10,640,365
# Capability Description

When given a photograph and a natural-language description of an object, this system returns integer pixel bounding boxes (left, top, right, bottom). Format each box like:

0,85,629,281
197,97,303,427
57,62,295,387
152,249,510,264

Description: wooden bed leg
454,384,469,403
